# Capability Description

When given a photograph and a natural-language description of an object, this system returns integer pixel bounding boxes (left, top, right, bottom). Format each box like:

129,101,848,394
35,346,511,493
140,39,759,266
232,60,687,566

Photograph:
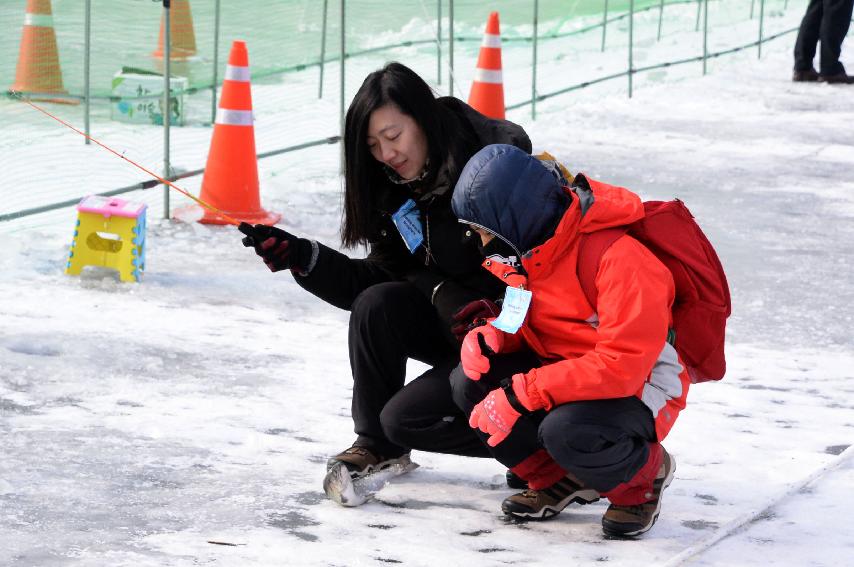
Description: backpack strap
577,228,627,311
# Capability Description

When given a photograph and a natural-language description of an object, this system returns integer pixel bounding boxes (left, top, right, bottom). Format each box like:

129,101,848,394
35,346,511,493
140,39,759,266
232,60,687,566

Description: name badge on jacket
492,286,533,334
391,199,424,254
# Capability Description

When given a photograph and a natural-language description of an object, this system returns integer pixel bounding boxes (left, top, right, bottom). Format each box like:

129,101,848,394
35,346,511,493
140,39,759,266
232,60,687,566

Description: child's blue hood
451,144,570,255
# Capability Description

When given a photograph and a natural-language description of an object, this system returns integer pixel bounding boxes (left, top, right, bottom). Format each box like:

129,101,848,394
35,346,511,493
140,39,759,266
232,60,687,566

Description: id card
391,199,424,254
492,286,533,334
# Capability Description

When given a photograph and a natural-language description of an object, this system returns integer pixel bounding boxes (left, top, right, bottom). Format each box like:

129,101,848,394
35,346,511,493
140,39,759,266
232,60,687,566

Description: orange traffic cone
186,40,280,226
152,0,197,60
467,12,505,120
10,0,71,102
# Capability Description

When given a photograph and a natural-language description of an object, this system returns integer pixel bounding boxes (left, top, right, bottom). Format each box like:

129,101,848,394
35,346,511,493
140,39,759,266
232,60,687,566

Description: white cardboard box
111,69,187,126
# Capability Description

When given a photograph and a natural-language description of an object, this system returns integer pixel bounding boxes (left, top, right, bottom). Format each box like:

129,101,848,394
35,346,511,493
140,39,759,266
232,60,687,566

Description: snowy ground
2,3,854,566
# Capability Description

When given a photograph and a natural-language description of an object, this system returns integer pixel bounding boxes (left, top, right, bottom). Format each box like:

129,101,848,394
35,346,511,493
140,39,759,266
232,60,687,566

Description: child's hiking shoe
501,473,600,520
601,448,676,537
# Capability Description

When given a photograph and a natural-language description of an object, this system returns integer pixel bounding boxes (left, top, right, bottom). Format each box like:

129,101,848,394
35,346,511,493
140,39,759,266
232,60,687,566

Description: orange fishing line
16,93,241,226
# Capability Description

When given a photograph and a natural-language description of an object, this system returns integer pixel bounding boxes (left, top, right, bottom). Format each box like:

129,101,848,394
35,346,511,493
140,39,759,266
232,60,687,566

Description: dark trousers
348,282,490,458
450,352,656,493
794,0,854,75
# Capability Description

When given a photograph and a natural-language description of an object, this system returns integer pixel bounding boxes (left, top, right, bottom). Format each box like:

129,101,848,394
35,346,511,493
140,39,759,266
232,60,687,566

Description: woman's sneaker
501,473,600,520
601,448,675,537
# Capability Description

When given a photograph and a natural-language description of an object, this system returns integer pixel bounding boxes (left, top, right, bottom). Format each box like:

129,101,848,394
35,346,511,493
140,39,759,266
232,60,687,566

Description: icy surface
1,4,853,566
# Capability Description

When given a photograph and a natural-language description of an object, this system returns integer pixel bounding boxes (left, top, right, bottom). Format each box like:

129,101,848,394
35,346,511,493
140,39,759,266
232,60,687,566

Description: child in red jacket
449,144,689,537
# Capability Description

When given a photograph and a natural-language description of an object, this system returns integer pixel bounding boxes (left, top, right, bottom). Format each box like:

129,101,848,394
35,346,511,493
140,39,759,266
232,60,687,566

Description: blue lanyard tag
492,286,533,334
391,199,424,254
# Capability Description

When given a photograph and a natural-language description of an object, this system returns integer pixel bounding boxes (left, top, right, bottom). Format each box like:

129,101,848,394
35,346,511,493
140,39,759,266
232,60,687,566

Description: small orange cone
185,40,280,226
467,12,505,120
10,0,71,101
152,0,197,60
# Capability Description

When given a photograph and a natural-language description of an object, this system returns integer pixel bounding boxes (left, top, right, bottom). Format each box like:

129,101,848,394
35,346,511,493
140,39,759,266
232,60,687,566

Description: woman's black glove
450,298,501,342
239,222,312,273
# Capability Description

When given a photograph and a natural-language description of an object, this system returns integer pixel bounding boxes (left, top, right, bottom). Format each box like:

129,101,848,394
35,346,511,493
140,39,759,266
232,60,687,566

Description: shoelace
520,489,540,500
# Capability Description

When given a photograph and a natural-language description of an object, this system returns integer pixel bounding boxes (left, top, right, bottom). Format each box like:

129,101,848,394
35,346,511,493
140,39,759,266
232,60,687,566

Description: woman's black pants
347,282,490,458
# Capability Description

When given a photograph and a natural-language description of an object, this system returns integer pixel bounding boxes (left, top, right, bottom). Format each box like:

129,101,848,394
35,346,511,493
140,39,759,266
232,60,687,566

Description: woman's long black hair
341,62,470,248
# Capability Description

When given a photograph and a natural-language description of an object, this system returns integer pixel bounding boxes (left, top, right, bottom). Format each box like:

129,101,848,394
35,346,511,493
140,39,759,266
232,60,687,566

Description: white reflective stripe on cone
224,65,251,82
24,14,54,27
215,108,254,126
474,68,503,84
481,33,501,48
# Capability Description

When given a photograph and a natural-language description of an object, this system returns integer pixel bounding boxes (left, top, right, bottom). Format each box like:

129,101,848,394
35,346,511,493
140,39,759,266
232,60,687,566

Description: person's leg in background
817,0,854,81
793,0,823,81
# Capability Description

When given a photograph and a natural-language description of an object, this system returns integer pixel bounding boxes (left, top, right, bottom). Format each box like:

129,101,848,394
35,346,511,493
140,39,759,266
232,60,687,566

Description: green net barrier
1,0,797,101
0,0,809,225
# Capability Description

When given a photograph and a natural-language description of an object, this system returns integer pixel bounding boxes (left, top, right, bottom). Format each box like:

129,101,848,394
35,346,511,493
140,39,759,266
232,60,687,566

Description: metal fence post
601,0,609,51
340,0,346,174
84,0,91,145
758,0,765,58
211,0,220,122
319,0,328,98
695,0,702,31
702,0,708,75
437,0,442,84
163,0,171,219
750,0,755,19
449,0,454,96
657,0,665,41
628,0,634,98
532,0,539,120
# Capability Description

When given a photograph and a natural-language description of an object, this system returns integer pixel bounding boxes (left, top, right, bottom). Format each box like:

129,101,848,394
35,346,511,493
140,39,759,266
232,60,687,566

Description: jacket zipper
458,219,527,276
423,196,436,266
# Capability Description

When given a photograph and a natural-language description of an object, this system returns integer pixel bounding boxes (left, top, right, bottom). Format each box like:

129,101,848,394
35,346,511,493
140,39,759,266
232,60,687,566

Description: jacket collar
482,257,529,290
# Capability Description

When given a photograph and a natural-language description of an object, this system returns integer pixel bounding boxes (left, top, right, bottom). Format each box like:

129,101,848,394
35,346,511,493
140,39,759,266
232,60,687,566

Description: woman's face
366,104,428,182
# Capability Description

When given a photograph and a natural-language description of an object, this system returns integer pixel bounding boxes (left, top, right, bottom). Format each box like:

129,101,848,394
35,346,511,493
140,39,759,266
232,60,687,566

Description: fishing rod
14,92,242,227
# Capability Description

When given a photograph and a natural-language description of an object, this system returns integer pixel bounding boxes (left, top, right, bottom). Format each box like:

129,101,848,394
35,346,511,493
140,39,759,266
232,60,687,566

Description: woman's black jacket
293,97,532,336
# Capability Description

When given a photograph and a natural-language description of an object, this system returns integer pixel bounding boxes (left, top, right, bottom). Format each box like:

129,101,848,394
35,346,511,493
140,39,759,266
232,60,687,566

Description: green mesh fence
2,0,799,101
0,0,809,226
